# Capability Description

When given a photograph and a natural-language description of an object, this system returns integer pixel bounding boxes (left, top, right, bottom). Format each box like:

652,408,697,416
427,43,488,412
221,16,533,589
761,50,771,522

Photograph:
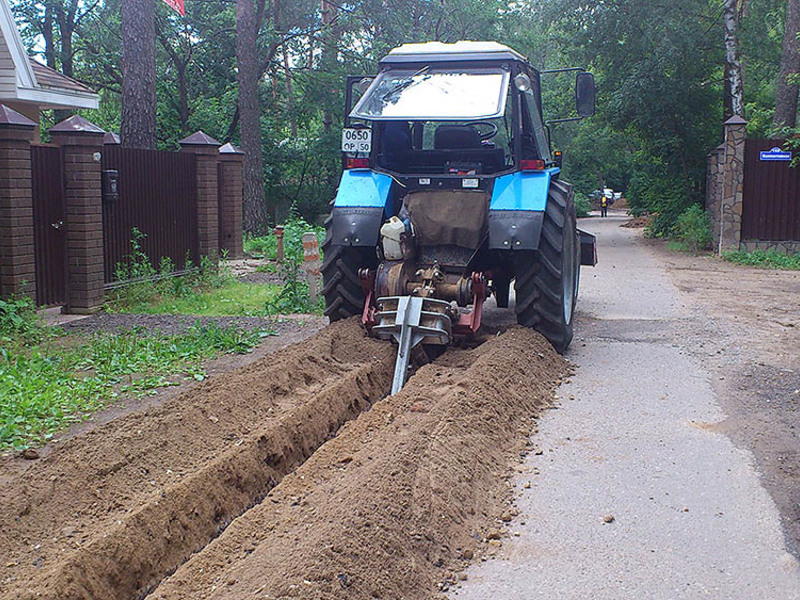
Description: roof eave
15,86,99,110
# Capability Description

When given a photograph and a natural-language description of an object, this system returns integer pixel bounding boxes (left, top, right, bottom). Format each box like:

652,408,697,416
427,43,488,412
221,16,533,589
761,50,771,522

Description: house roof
0,0,98,110
29,59,95,95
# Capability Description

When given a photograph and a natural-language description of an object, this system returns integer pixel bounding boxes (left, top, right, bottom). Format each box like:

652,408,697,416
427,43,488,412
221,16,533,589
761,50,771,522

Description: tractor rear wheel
321,216,376,321
513,183,580,354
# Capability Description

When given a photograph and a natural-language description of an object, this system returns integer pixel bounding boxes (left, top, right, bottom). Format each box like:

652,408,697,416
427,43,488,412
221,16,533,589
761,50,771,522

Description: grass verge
115,280,283,316
1,302,271,451
722,249,800,270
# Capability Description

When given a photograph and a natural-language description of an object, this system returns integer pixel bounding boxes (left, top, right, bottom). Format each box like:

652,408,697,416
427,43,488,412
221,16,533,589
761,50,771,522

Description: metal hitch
372,296,452,395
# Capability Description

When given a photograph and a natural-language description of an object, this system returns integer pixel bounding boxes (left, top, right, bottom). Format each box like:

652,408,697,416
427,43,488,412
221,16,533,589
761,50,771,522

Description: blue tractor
323,41,596,372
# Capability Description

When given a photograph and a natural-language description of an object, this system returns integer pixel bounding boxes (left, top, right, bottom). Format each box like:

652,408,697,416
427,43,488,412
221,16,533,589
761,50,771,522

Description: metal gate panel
31,145,67,306
101,147,198,284
742,139,800,241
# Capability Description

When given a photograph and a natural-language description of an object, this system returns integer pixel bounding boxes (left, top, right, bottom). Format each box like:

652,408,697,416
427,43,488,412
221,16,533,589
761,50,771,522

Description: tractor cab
343,42,592,179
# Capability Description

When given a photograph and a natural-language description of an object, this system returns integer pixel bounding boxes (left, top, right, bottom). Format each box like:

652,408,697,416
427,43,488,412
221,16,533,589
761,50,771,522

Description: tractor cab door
345,76,374,126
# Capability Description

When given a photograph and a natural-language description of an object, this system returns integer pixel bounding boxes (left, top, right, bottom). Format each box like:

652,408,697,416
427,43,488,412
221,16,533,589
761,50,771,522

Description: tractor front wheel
513,184,580,353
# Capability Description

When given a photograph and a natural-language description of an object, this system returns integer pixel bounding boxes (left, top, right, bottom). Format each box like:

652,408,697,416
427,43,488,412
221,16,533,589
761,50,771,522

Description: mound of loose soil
150,327,566,600
621,215,650,229
0,319,394,600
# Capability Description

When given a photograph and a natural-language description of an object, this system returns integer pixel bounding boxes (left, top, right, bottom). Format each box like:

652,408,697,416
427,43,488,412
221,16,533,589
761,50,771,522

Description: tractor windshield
351,68,509,121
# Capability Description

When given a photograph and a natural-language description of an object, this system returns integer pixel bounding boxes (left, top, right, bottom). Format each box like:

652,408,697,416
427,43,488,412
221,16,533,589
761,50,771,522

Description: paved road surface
451,212,800,599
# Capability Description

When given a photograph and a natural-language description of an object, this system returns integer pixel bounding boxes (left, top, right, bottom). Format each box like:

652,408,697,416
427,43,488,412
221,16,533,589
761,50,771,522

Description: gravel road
451,211,800,599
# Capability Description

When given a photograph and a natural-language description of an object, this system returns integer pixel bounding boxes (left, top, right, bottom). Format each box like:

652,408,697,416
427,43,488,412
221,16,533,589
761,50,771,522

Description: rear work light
346,157,370,170
519,159,546,172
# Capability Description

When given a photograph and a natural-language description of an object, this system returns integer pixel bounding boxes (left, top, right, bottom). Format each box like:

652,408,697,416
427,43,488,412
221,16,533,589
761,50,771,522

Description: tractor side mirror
576,72,596,118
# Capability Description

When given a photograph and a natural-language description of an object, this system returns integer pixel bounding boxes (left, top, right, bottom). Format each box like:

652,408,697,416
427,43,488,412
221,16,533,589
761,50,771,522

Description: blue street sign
759,147,792,162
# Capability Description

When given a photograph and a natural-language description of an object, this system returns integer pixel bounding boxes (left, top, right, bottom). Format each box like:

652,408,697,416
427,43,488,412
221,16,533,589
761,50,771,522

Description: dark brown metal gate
742,139,800,241
31,144,67,306
101,147,198,284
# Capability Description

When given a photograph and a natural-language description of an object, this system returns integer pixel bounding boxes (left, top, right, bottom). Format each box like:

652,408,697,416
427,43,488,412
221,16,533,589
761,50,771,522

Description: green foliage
722,249,800,270
574,193,591,218
0,296,46,347
244,217,324,264
264,260,323,317
673,204,712,254
108,229,237,312
0,322,266,451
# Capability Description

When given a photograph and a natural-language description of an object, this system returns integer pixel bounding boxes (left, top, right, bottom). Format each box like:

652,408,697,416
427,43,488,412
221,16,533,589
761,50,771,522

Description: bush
574,193,591,218
673,204,712,254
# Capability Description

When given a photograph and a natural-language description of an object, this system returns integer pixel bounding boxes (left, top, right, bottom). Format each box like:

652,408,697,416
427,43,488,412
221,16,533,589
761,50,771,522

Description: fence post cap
179,130,221,147
219,142,244,154
50,114,105,134
103,131,121,145
0,104,36,128
723,115,747,126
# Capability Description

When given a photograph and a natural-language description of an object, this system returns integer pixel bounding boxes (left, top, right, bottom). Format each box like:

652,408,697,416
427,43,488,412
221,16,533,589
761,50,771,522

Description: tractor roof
380,41,529,66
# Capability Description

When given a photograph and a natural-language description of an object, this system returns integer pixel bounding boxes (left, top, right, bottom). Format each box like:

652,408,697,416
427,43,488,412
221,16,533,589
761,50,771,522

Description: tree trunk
774,0,800,129
320,0,336,133
43,4,56,68
237,0,267,233
723,0,745,120
121,0,157,149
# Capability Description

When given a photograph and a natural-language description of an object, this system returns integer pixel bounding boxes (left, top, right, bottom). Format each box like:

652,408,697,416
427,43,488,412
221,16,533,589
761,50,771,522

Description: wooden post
275,226,285,264
302,231,320,305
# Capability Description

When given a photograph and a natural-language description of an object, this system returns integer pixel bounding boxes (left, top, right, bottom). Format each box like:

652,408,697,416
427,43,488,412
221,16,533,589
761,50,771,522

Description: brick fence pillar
50,115,105,314
180,131,221,261
0,105,37,300
218,142,244,259
719,116,747,253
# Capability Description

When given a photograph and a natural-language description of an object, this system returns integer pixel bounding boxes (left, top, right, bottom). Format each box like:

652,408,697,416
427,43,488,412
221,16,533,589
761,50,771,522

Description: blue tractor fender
328,170,393,247
487,168,559,251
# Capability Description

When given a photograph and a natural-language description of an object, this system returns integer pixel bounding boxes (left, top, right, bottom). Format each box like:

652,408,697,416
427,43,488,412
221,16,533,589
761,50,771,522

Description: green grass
115,281,283,316
722,249,800,270
0,320,271,451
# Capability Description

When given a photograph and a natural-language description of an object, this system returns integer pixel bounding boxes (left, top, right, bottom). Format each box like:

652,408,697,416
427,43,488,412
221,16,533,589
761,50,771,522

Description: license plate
341,128,372,153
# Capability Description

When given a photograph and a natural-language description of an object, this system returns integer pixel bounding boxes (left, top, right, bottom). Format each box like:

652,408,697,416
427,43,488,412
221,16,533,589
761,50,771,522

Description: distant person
601,195,608,217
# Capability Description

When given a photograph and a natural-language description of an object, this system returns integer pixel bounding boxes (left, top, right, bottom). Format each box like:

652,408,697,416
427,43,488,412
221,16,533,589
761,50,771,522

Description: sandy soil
0,319,393,600
149,327,565,600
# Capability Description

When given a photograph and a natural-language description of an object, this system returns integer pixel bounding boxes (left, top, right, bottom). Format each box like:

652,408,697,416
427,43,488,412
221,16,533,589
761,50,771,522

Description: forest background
9,0,800,236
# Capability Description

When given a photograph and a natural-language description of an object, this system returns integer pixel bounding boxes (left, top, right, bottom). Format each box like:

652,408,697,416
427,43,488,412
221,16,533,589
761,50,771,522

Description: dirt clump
150,327,567,600
621,215,649,228
0,319,394,600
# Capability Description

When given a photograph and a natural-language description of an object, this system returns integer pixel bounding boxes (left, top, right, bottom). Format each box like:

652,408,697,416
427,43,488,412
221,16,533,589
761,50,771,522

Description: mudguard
487,169,559,250
330,170,393,247
578,228,597,266
329,207,384,247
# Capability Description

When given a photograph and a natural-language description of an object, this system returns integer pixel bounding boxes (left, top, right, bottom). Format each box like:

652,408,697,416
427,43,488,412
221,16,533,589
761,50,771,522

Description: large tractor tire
321,216,376,322
513,183,580,354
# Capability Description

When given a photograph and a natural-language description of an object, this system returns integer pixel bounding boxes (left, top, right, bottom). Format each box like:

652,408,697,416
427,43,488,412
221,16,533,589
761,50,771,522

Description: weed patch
722,249,800,270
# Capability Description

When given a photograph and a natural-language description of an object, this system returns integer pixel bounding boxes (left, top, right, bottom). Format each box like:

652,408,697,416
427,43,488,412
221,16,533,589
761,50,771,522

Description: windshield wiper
380,66,430,102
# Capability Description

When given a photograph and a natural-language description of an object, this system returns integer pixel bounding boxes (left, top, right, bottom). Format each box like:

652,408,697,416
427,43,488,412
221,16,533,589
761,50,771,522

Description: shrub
673,204,712,254
574,193,591,218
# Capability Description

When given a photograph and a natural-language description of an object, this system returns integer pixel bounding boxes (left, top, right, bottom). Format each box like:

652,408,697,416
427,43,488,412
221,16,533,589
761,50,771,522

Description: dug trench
0,320,567,600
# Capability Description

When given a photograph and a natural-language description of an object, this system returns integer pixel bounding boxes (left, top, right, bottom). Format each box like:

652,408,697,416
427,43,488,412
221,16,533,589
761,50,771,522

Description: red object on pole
161,0,185,16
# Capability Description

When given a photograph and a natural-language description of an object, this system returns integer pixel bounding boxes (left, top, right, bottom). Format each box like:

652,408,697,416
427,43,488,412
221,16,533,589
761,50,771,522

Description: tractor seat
434,125,481,149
